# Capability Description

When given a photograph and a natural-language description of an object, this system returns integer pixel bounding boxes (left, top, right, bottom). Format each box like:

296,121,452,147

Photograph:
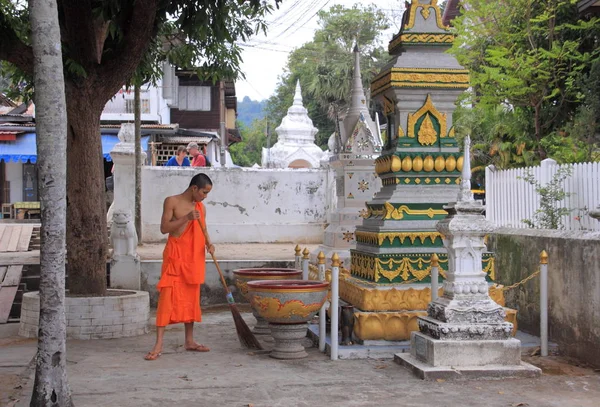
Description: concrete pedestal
110,255,141,290
252,310,271,335
269,323,309,359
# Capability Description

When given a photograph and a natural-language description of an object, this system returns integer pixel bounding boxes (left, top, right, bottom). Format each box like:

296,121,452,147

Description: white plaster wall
5,162,23,203
141,167,332,243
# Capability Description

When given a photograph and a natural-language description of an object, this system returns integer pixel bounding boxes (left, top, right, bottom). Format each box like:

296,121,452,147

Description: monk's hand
186,210,201,221
206,244,215,255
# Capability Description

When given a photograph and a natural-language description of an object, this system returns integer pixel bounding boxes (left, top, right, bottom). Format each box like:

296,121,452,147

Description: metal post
294,245,301,271
540,250,549,357
219,80,227,167
330,253,340,360
430,253,439,302
302,248,310,281
317,251,327,352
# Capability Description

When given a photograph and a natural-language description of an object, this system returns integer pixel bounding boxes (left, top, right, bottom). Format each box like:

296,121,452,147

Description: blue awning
0,132,149,163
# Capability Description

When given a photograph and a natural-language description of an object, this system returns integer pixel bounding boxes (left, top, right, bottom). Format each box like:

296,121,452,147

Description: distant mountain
237,96,267,127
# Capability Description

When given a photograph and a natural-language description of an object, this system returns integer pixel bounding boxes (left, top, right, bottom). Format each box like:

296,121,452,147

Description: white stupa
262,81,326,168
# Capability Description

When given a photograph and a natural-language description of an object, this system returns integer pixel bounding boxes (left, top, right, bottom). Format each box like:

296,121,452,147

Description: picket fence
485,159,600,231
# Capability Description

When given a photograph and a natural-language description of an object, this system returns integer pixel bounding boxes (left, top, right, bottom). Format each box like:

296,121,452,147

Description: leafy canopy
450,0,600,167
0,0,280,99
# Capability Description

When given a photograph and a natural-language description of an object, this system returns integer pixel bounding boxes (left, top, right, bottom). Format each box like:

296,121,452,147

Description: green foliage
229,118,268,168
0,1,280,92
266,4,390,148
450,0,600,164
237,96,267,127
519,166,573,229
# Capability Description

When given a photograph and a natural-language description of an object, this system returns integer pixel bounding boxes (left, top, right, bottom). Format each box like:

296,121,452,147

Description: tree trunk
65,88,108,296
134,84,142,241
29,0,73,405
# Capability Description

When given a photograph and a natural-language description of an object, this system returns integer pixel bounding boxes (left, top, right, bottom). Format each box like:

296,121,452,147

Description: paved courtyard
2,308,599,407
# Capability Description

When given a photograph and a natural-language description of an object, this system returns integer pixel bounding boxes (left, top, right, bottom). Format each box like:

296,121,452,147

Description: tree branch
0,15,34,75
93,0,159,103
60,0,102,68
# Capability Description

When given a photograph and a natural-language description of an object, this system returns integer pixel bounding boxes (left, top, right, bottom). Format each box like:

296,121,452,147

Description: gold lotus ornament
434,156,446,172
423,155,434,172
412,156,423,172
457,156,464,171
391,155,402,172
401,156,413,172
445,155,457,172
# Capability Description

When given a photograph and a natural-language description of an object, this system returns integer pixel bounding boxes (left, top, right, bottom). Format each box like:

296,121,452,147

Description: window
177,86,211,111
125,99,151,114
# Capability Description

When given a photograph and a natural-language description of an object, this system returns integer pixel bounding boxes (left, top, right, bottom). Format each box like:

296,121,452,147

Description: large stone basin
247,280,330,359
233,268,302,335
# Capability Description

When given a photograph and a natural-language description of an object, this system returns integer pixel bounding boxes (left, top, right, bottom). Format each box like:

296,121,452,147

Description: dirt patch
524,355,600,376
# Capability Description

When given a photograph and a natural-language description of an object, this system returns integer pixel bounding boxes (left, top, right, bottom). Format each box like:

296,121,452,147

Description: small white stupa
262,81,326,168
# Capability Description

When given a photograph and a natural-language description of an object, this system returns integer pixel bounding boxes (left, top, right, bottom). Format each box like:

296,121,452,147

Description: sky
235,0,402,102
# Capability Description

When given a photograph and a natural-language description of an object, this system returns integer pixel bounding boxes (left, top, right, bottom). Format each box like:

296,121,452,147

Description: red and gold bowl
232,268,303,300
247,280,330,324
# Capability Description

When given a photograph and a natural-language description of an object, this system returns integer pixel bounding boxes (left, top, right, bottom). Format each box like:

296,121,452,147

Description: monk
145,173,215,360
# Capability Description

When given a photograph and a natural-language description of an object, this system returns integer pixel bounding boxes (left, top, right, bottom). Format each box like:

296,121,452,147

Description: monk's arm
159,197,189,234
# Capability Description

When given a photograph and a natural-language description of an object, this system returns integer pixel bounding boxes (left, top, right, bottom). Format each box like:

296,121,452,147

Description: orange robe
155,202,206,327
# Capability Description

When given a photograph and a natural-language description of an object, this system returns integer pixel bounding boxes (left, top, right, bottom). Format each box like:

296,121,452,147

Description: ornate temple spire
348,43,367,117
341,43,371,144
293,79,303,106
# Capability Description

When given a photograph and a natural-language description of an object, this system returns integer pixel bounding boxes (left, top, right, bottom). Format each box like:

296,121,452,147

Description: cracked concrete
2,309,600,407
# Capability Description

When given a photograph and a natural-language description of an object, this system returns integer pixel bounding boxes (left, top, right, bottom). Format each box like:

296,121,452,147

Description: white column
540,250,549,357
317,252,327,352
109,124,145,290
302,248,309,281
430,253,439,302
330,253,340,361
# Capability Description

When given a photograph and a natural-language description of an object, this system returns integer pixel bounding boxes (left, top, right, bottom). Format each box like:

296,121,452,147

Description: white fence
486,159,600,231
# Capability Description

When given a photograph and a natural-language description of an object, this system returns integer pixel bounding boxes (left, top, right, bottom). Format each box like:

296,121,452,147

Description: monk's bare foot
185,342,210,352
144,343,163,360
144,351,162,361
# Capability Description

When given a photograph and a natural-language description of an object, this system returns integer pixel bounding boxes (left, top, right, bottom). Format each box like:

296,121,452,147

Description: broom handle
197,219,235,304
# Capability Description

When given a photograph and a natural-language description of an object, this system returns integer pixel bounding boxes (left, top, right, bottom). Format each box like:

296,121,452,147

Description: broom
197,219,263,350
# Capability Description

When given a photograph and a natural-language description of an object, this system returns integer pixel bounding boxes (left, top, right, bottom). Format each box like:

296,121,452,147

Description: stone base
394,331,541,380
110,255,141,290
410,332,522,366
19,290,149,340
395,352,541,380
252,311,271,335
269,323,309,359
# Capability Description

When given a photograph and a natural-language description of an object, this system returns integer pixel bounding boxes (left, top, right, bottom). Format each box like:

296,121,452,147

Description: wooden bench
0,224,35,323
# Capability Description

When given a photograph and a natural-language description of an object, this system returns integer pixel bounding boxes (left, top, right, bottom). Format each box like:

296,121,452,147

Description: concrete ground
2,308,600,407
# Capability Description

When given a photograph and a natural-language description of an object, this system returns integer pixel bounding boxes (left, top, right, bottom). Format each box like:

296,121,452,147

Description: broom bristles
229,303,263,350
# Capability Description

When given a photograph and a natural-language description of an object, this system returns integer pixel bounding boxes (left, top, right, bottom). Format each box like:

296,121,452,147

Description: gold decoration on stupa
417,114,437,145
404,0,447,31
408,94,447,145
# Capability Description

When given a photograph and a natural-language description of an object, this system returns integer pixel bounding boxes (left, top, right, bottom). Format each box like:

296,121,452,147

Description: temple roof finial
293,80,302,106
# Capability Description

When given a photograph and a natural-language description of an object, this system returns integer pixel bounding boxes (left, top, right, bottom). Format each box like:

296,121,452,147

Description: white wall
141,167,332,243
5,162,23,203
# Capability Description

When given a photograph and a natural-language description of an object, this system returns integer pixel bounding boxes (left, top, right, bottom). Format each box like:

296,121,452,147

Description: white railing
486,159,600,231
